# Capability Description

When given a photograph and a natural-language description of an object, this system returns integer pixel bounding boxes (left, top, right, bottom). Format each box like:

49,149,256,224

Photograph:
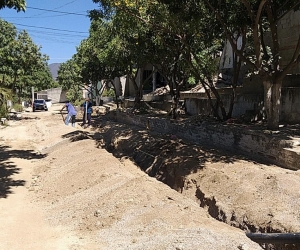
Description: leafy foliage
0,87,11,117
102,88,115,97
0,0,26,11
66,0,300,127
0,18,54,108
200,0,300,128
57,59,83,104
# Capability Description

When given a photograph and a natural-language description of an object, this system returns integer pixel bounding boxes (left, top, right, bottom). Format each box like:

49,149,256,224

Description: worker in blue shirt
81,97,92,127
60,101,77,127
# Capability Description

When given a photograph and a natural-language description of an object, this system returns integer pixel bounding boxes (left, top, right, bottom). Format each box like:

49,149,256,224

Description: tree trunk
209,84,227,120
263,79,282,130
169,83,180,119
228,50,242,119
227,87,236,119
95,96,101,106
133,81,142,109
131,67,144,110
111,81,119,109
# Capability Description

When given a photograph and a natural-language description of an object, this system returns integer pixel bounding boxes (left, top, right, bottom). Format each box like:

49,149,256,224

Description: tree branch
280,33,300,78
241,0,268,68
239,0,254,22
277,0,300,21
204,0,257,69
266,2,281,75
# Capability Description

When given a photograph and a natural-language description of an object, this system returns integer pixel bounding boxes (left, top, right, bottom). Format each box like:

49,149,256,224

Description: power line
23,0,83,18
15,27,88,38
13,23,89,34
3,13,83,19
53,0,81,9
31,34,80,45
26,6,90,16
3,1,86,19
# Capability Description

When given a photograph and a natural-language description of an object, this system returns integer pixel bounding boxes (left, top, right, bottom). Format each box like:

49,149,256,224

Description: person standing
60,101,77,127
81,97,92,127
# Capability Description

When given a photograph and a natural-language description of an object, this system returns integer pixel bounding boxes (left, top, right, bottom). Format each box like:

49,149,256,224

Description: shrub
74,99,82,107
13,103,23,112
102,88,115,98
0,105,7,117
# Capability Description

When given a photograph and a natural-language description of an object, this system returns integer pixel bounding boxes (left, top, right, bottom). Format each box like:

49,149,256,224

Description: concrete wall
36,90,48,100
281,87,300,123
283,74,300,87
278,10,300,74
124,76,136,97
36,88,67,103
182,83,265,117
107,111,300,171
183,86,300,124
185,98,213,116
184,93,264,117
47,88,67,103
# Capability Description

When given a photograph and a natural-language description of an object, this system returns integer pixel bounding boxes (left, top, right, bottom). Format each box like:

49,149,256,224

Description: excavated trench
89,119,300,250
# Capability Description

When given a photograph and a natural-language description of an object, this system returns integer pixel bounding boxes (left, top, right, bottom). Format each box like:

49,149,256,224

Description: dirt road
0,104,264,249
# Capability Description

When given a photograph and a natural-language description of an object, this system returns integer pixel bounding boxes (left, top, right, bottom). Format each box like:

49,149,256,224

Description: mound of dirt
33,137,261,249
0,104,262,249
91,117,300,248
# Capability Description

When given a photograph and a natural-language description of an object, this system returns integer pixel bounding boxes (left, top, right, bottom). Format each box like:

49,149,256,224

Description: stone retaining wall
107,111,300,170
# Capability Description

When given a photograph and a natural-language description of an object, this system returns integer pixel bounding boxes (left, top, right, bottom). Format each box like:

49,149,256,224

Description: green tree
149,1,226,119
80,20,124,106
0,20,54,103
91,1,163,104
77,15,156,108
0,0,26,11
75,38,104,103
202,0,300,129
92,0,227,119
0,4,33,115
0,19,16,116
0,86,11,117
9,30,53,99
91,0,190,113
154,0,246,120
57,58,83,104
93,0,300,127
0,19,17,85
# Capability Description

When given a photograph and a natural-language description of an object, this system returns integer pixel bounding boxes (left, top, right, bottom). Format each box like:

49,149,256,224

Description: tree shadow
0,145,46,198
91,118,274,191
22,116,41,120
61,130,91,142
58,111,298,197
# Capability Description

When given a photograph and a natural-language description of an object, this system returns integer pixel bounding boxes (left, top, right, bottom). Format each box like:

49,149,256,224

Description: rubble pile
149,85,170,96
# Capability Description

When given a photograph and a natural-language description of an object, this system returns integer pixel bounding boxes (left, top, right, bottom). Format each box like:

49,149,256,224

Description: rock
94,210,101,217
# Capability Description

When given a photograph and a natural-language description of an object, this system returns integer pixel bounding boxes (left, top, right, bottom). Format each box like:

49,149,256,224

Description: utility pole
31,87,34,105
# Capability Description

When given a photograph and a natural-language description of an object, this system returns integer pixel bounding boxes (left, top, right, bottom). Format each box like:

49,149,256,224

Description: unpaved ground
0,103,298,249
93,117,300,234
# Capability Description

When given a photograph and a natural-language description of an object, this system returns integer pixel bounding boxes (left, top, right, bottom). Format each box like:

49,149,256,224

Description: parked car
33,99,48,112
45,99,52,109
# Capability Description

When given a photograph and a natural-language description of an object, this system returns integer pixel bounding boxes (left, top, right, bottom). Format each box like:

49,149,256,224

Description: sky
0,0,100,64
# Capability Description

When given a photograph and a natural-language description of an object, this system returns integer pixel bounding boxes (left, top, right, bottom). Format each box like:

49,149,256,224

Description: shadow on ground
61,130,91,141
75,117,275,192
59,111,296,193
0,145,46,198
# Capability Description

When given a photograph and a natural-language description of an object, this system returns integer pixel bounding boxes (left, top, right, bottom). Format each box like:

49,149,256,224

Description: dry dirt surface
0,103,298,250
94,116,300,234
